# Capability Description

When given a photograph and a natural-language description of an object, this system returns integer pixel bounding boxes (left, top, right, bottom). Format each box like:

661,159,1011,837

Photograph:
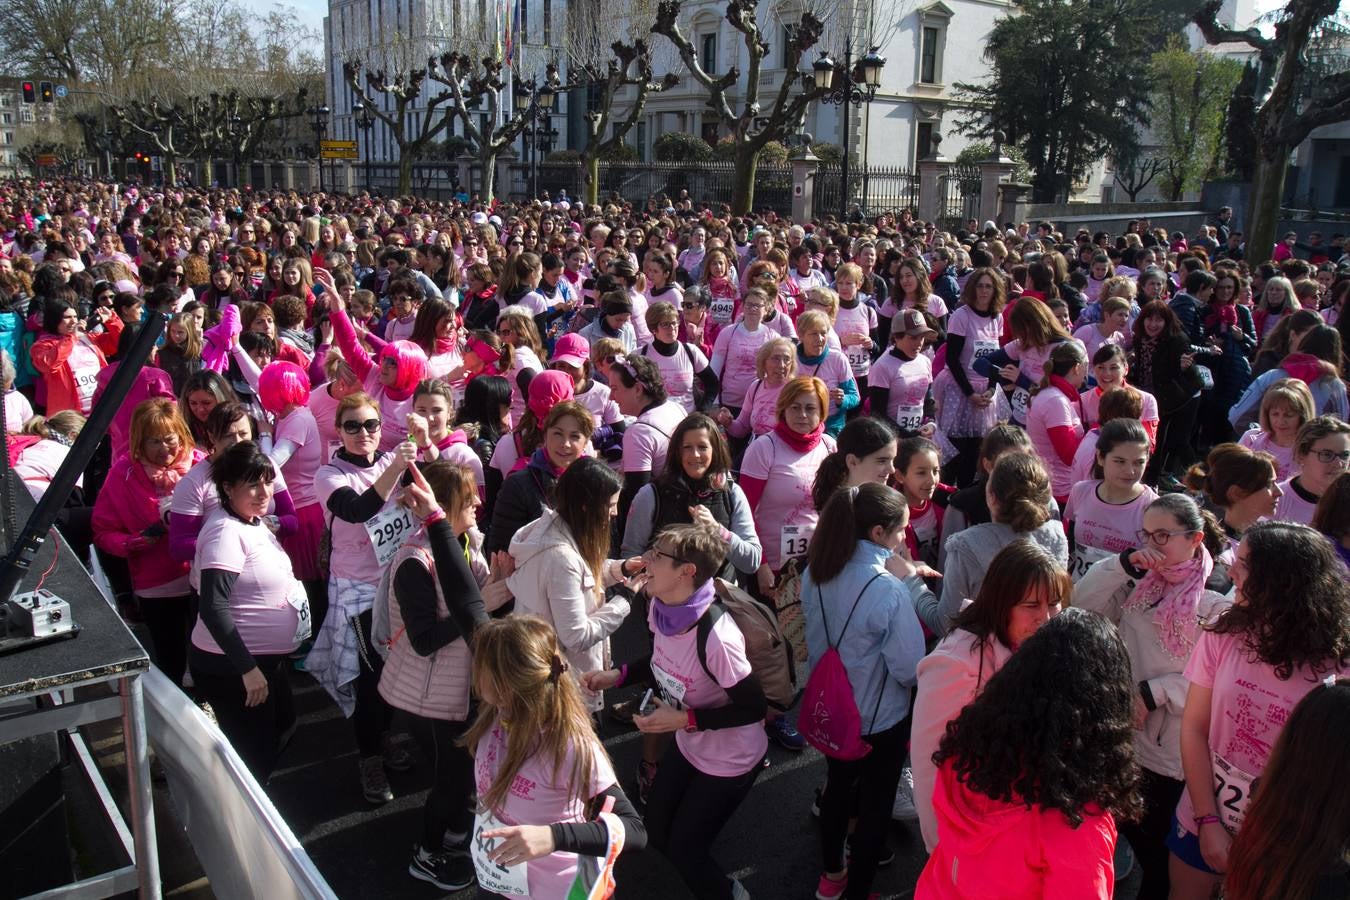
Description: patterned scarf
1122,544,1213,659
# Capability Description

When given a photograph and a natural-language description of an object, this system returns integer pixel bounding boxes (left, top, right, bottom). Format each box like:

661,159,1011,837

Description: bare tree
344,56,455,196
1112,151,1164,202
0,0,84,80
1193,0,1350,260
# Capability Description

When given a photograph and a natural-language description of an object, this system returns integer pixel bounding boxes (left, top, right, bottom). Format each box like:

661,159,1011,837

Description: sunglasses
681,301,701,310
341,418,381,434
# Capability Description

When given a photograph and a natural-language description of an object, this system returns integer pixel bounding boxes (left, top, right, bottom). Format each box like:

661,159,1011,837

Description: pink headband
466,336,500,365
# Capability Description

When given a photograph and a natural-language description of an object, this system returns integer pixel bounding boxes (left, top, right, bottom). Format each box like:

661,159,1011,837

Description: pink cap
550,332,590,369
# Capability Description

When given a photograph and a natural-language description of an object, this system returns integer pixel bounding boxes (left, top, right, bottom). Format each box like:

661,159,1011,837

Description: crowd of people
2,178,1348,900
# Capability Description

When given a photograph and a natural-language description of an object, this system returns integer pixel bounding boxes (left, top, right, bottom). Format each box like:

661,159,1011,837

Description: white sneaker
891,766,919,822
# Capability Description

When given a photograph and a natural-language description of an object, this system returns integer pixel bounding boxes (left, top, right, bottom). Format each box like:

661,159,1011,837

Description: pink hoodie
92,363,176,459
917,762,1117,899
92,450,204,592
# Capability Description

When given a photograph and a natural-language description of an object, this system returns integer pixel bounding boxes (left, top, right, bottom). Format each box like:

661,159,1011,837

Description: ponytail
807,482,908,584
811,416,897,511
1034,340,1087,395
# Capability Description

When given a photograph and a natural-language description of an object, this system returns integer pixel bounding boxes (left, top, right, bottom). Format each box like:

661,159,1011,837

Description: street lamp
353,101,375,194
228,113,243,187
307,104,330,191
812,41,886,220
515,76,557,202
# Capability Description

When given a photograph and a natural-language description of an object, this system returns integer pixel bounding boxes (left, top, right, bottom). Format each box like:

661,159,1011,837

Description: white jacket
1073,552,1231,780
506,507,630,710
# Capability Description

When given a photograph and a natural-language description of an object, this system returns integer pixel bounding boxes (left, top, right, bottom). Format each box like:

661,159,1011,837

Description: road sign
320,149,359,160
320,139,357,150
54,85,68,99
35,154,57,167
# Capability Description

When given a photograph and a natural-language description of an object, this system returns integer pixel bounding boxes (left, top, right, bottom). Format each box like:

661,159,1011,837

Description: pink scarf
141,458,190,496
1123,544,1213,659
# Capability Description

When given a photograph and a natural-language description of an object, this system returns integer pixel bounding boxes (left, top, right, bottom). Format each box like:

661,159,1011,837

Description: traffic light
21,82,34,104
39,81,53,103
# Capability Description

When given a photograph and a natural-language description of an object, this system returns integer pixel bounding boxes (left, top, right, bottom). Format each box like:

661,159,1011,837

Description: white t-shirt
3,390,33,432
868,350,932,430
833,302,879,377
622,400,687,476
640,342,709,414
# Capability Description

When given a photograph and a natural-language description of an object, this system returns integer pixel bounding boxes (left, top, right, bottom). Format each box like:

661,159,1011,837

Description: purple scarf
651,578,717,637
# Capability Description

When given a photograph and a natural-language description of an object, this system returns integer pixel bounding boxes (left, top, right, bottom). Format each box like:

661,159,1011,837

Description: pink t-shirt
274,406,323,508
730,379,784,438
710,323,772,407
833,302,878,378
1003,339,1058,385
640,341,709,414
14,439,78,499
307,382,343,454
506,346,543,426
67,338,103,414
868,350,932,430
797,349,855,418
384,314,416,343
1175,629,1344,836
628,288,652,346
3,389,33,432
1063,480,1157,579
1239,429,1297,482
1271,476,1317,525
622,400,686,476
881,293,948,320
1081,384,1160,429
909,501,941,570
190,509,302,658
1072,323,1125,362
946,306,1002,387
575,380,623,426
473,721,615,898
1026,385,1084,499
741,430,836,569
647,600,768,777
313,452,400,584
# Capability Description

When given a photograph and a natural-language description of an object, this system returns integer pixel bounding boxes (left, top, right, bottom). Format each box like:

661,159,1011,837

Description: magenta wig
257,360,311,414
380,340,429,399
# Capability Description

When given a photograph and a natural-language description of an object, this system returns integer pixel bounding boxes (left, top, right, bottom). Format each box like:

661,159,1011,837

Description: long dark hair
934,607,1143,827
1225,680,1350,900
1209,522,1350,680
408,297,455,357
807,482,908,584
456,375,512,443
554,458,622,591
1131,299,1184,344
661,412,732,487
811,416,897,511
952,540,1070,666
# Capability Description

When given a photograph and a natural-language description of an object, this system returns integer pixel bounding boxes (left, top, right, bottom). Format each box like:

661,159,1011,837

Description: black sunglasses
341,418,381,434
681,301,702,310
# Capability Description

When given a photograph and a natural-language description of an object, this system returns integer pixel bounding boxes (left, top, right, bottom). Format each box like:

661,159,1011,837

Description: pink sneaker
815,873,848,900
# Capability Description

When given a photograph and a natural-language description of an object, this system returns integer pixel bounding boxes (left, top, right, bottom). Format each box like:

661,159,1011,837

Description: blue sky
245,0,326,38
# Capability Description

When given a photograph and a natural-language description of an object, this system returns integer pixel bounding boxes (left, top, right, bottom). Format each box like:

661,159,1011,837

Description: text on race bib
364,506,418,568
780,524,810,561
471,808,530,896
893,405,924,433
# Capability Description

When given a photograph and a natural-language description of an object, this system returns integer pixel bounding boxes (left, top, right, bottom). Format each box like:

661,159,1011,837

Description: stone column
998,182,1031,227
978,134,1016,227
917,149,952,223
789,145,819,223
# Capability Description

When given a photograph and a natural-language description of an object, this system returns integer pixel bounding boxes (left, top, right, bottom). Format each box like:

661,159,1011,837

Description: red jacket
916,761,1117,899
92,451,202,592
29,332,107,415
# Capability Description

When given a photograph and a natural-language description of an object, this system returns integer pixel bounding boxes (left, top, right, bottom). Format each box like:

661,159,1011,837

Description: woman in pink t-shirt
740,376,836,598
309,392,420,805
936,268,1005,485
408,297,464,390
709,287,774,412
189,441,307,781
723,336,795,441
1168,523,1349,899
327,292,429,451
585,523,766,900
1273,416,1350,525
469,617,645,899
1062,418,1157,581
639,301,716,414
1026,342,1089,505
1236,378,1313,483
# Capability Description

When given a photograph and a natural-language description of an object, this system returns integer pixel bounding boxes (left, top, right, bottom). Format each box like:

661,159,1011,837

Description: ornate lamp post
353,101,375,194
514,76,556,201
812,43,885,220
307,104,330,191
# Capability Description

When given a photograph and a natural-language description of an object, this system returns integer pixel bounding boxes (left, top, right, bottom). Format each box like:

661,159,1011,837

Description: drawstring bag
799,573,884,760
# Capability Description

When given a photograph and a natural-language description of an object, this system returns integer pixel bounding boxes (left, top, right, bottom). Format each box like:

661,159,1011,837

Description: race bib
971,339,998,362
1212,752,1257,835
74,369,99,408
364,506,417,567
651,661,687,710
1009,386,1031,423
709,297,735,324
845,345,870,373
780,524,810,561
471,808,530,896
893,404,924,433
287,583,312,645
1069,543,1113,582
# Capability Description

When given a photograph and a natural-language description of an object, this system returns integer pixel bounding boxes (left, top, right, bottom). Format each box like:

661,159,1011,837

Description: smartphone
637,688,655,717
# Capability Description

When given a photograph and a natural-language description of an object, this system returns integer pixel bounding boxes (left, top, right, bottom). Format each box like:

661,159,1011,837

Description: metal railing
817,164,919,217
938,164,983,228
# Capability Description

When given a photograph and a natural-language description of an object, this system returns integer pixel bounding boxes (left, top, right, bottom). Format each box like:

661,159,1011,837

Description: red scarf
774,419,824,453
1048,373,1081,404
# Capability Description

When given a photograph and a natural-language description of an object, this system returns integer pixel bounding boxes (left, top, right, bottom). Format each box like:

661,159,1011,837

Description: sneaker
408,844,474,891
383,732,416,772
766,716,806,751
891,766,919,822
636,759,658,806
845,836,895,868
360,755,393,805
815,873,847,900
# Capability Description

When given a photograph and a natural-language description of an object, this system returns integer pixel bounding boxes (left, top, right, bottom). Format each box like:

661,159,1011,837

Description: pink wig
257,360,311,414
380,340,429,399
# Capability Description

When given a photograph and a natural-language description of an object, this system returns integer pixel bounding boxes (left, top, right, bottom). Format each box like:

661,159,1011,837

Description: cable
33,528,60,592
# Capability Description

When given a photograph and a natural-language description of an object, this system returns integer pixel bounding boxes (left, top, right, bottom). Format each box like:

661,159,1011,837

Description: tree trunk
1244,145,1287,267
163,155,176,187
479,149,498,202
398,155,413,196
730,142,759,215
201,157,214,185
582,152,600,206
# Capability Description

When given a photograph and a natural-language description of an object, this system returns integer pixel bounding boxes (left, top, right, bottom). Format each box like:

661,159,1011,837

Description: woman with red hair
326,292,429,450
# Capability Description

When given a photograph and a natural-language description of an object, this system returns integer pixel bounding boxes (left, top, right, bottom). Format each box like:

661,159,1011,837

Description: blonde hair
464,616,610,813
22,409,85,441
496,306,544,358
1258,378,1315,435
591,336,623,370
796,309,831,338
755,337,797,380
1101,275,1138,301
129,398,195,466
834,262,863,285
167,312,203,358
804,286,839,320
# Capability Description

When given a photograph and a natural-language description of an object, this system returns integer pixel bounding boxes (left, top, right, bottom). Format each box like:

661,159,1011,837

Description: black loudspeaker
0,716,73,898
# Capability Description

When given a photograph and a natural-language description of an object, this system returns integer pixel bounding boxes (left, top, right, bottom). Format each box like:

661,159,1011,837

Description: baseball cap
550,332,590,369
893,308,938,339
470,211,487,224
526,369,575,420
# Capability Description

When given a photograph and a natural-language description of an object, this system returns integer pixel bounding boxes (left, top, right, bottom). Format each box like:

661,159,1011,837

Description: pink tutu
281,501,326,581
933,368,1008,439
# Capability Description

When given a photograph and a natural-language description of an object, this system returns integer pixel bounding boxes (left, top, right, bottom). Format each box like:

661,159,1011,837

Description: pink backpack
800,573,885,761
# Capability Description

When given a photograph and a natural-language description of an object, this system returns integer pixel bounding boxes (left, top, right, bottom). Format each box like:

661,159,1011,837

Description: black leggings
350,608,392,757
644,743,763,900
1118,767,1184,900
1151,396,1201,480
191,653,296,781
404,714,474,849
817,717,908,900
137,593,197,688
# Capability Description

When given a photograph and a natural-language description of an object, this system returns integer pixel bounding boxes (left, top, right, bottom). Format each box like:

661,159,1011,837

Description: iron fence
938,164,983,228
816,164,919,218
527,161,794,215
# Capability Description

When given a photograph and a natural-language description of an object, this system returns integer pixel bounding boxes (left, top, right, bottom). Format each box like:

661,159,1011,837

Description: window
782,24,795,64
586,82,603,113
1,113,11,124
701,33,717,74
520,0,528,43
916,122,933,163
3,132,12,146
920,27,939,83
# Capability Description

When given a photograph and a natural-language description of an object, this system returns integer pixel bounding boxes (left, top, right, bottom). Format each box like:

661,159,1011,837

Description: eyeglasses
681,301,701,310
341,418,381,434
1312,449,1350,465
657,320,679,329
145,435,182,449
646,546,688,566
1136,528,1198,547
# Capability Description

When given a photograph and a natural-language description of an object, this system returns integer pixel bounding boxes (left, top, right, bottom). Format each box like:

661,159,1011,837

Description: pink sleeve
168,511,204,561
329,310,375,380
201,304,241,372
1182,630,1219,688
